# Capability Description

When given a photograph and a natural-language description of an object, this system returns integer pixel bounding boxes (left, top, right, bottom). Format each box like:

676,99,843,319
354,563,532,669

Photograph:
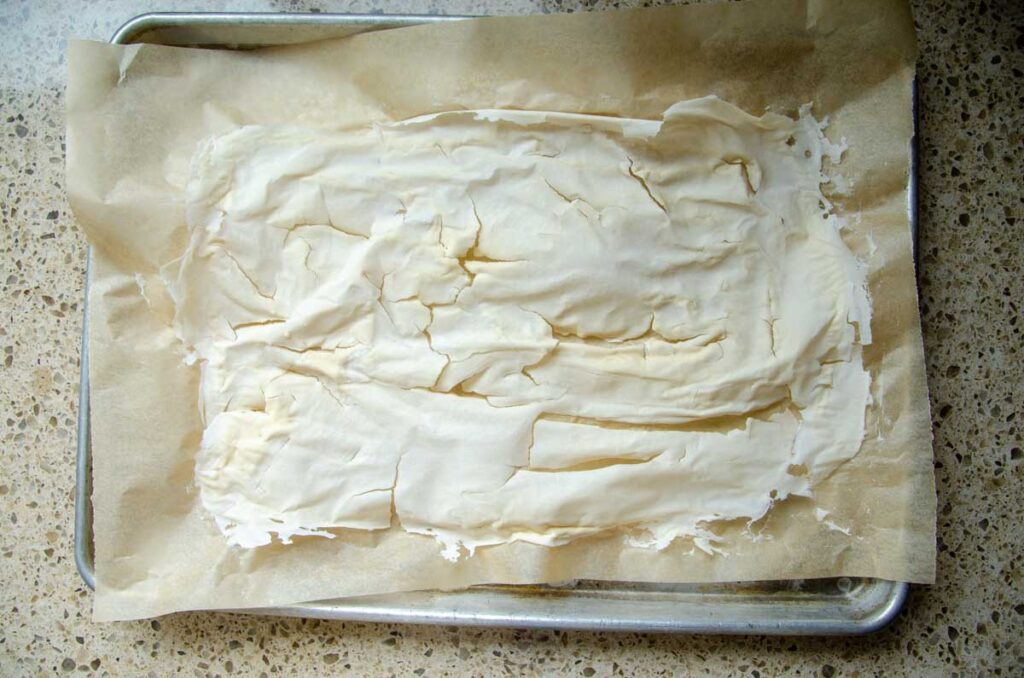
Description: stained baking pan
75,11,915,634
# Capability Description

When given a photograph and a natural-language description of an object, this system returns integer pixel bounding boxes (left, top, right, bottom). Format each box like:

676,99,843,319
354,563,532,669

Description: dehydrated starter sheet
177,100,869,558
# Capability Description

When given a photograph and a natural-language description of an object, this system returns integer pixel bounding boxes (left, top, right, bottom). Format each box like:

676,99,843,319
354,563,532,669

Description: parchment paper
66,0,935,622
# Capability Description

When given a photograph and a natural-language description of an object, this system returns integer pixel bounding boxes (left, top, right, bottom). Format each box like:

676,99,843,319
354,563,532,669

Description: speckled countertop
1,0,1021,674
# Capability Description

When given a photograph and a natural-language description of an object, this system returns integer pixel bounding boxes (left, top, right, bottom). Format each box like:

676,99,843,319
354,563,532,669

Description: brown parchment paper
66,0,935,621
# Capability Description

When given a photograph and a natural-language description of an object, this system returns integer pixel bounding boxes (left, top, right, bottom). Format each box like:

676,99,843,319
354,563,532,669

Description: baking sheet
73,14,914,635
67,0,935,622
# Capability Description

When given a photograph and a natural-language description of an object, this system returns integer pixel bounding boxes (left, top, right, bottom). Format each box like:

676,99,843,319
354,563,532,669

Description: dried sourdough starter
165,96,870,559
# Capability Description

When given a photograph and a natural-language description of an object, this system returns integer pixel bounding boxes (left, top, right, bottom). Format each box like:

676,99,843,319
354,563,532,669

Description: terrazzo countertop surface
1,0,1021,674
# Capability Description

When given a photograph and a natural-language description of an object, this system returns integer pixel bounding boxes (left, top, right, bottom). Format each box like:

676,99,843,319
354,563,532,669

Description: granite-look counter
1,0,1020,674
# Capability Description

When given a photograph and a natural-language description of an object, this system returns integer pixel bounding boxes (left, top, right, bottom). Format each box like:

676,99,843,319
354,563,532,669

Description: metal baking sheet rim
73,10,917,634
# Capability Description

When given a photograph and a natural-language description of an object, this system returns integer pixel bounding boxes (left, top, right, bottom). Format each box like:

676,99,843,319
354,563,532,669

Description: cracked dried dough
164,96,871,559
